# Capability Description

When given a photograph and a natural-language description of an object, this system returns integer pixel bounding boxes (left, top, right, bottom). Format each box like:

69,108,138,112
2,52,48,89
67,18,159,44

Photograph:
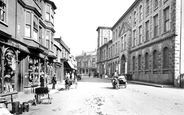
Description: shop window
28,57,39,85
3,49,16,93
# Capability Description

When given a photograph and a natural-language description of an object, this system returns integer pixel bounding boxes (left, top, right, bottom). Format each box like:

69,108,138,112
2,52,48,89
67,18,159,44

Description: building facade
97,0,184,87
0,0,57,94
54,37,76,82
76,50,97,76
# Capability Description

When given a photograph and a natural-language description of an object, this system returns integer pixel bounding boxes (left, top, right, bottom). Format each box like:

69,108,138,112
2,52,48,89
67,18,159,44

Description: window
121,36,124,51
133,30,136,47
138,55,141,70
39,26,42,44
154,0,158,9
153,50,158,69
50,7,54,24
145,53,149,70
0,0,6,22
145,21,149,41
134,11,136,25
46,4,50,21
146,0,150,15
133,56,135,71
154,14,159,37
46,31,50,49
163,47,169,69
51,32,54,50
139,26,142,44
124,34,126,50
25,11,31,37
33,15,38,41
139,5,143,21
164,7,170,32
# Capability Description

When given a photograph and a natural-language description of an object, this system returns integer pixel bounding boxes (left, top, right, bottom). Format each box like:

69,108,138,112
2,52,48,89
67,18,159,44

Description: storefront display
4,48,16,93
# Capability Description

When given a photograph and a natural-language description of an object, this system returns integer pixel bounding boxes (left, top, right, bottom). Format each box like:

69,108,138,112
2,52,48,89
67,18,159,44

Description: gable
119,22,131,37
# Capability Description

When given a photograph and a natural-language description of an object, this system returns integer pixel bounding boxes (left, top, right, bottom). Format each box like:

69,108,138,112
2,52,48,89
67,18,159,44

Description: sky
54,0,135,56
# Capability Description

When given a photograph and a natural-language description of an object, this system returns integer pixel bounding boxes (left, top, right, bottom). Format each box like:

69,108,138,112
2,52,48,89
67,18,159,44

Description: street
23,76,184,115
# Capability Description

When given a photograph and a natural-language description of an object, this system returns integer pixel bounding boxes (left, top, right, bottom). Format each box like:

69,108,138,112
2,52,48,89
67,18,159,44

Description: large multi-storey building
97,0,184,87
76,50,97,76
0,0,57,94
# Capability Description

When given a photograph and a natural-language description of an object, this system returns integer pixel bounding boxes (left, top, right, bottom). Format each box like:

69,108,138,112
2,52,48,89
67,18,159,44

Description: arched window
145,53,149,70
134,11,136,25
138,55,141,71
133,56,136,71
163,47,169,69
153,50,158,69
139,5,143,21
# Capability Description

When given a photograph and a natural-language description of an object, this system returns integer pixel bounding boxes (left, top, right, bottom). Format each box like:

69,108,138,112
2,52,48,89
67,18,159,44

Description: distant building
76,50,97,76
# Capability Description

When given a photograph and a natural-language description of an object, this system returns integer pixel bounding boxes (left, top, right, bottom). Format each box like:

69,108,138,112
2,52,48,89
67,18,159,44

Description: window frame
0,0,7,23
164,6,170,32
153,14,159,37
25,11,32,38
145,20,149,42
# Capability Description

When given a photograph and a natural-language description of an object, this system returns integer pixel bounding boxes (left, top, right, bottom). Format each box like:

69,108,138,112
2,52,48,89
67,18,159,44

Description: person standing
52,74,57,89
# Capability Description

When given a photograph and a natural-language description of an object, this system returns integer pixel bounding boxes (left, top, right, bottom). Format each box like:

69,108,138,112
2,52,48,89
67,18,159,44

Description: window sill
0,21,8,27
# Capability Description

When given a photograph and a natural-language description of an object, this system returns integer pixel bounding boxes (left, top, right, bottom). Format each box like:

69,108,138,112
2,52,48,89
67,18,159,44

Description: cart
35,87,52,104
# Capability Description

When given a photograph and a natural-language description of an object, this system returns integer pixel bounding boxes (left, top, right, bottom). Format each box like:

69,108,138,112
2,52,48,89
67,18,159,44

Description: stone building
97,0,184,87
0,0,57,94
54,37,71,83
76,50,97,76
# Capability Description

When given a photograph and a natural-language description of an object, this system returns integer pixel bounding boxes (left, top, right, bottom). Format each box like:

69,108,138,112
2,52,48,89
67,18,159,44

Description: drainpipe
179,0,182,87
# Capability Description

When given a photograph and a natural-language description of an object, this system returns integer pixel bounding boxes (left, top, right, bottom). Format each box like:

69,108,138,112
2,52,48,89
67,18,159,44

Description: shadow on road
100,86,114,90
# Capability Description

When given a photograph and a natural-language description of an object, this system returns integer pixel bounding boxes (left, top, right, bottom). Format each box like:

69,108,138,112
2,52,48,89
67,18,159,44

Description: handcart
35,87,52,104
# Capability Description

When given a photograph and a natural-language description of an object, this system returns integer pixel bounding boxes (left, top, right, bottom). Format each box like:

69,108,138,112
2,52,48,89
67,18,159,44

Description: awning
64,61,76,70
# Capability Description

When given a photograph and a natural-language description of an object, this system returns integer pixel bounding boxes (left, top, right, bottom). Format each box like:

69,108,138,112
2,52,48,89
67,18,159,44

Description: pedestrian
40,74,44,87
89,72,91,77
65,73,70,90
52,74,57,89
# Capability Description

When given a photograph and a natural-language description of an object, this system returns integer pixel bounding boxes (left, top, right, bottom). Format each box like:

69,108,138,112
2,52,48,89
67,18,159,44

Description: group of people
65,71,78,90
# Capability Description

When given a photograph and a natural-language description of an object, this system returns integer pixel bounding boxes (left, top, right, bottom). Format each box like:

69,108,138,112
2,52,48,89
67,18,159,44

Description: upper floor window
121,36,124,51
133,30,136,47
154,0,158,9
0,0,7,23
124,34,126,50
146,0,150,15
46,4,50,21
164,6,170,32
25,11,31,38
145,20,149,42
134,11,136,25
139,26,142,44
139,5,143,21
46,31,50,49
154,14,159,37
33,15,38,41
51,32,54,50
39,26,42,44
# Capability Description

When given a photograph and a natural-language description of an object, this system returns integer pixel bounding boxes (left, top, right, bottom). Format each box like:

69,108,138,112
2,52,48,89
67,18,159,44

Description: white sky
54,0,135,56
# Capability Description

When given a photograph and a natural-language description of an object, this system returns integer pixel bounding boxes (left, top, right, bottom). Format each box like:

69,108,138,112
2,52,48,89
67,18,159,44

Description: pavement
13,78,175,104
